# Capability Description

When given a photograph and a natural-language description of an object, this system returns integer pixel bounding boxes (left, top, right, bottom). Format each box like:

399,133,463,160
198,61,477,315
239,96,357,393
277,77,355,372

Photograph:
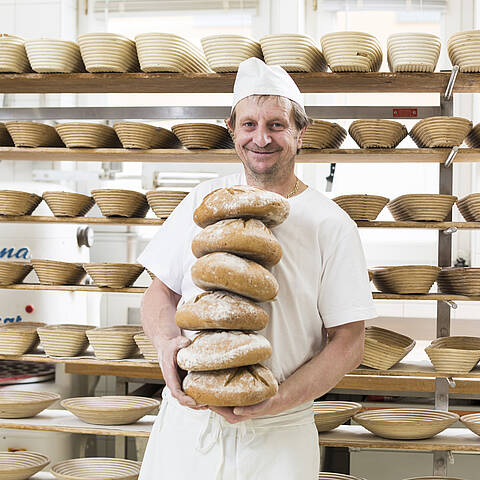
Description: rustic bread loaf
183,364,278,406
191,252,279,302
191,218,282,268
193,185,289,228
175,291,269,331
177,331,272,371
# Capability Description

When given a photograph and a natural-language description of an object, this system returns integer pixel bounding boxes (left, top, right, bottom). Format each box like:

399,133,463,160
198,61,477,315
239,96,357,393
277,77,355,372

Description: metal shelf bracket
444,146,459,168
442,300,458,309
444,66,460,100
447,377,456,388
442,226,458,235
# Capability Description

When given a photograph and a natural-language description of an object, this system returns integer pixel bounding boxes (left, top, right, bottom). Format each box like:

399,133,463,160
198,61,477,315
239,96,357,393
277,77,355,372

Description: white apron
139,388,320,480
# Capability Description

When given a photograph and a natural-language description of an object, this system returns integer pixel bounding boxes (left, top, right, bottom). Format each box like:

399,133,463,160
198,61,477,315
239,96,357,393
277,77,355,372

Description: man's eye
272,123,283,128
243,122,254,127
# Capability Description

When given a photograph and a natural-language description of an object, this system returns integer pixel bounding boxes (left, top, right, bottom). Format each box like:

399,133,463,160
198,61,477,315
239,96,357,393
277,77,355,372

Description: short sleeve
137,193,196,295
318,226,377,328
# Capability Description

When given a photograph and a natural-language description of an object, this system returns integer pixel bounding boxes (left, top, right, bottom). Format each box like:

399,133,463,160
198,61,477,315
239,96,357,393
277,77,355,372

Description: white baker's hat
232,57,304,112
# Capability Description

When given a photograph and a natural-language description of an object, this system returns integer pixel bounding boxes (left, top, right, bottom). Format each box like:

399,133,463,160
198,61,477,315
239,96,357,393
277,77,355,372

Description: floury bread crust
191,252,279,302
175,291,269,331
193,185,290,228
183,364,278,406
177,331,272,371
191,218,282,268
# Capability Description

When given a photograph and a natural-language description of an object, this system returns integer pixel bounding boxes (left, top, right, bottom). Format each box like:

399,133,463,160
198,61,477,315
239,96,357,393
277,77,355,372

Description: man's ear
296,126,307,149
225,117,234,139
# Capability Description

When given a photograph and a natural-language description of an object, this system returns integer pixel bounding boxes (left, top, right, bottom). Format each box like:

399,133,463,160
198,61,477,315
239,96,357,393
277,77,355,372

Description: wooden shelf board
0,283,147,293
0,72,478,93
0,409,153,437
357,221,480,229
0,216,165,225
372,292,480,301
318,425,480,451
2,147,480,163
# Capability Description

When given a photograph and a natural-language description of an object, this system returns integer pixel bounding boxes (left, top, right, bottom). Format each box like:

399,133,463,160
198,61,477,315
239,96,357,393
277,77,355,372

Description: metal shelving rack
0,70,478,475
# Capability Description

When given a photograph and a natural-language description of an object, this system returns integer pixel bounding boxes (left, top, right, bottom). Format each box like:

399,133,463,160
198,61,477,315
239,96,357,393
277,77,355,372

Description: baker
137,57,376,479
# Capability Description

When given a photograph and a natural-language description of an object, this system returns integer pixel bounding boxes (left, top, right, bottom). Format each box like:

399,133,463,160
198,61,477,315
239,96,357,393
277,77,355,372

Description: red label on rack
393,108,418,118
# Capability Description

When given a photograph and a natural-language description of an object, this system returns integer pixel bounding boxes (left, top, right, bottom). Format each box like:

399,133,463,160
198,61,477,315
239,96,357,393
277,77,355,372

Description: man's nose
252,124,271,147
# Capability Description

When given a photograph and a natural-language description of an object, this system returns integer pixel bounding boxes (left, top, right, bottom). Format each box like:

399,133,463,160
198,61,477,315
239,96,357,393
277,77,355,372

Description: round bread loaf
191,252,279,302
175,291,269,331
177,331,272,371
191,218,282,268
193,185,290,228
183,364,278,406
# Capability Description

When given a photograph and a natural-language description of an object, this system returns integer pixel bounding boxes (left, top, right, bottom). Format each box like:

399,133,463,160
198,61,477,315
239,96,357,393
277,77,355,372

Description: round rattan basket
388,194,457,222
113,122,180,149
61,395,159,425
0,190,42,216
457,193,480,222
425,336,480,375
362,326,416,370
50,457,142,480
349,119,407,148
437,267,480,295
371,265,441,294
0,262,32,286
55,122,120,148
5,121,63,147
37,324,95,357
91,189,149,218
43,191,95,217
0,321,45,355
83,263,144,289
313,401,362,432
333,194,389,221
409,116,472,148
0,451,49,480
302,120,347,149
31,259,86,286
25,39,84,73
0,34,30,73
0,391,60,418
460,412,480,437
133,333,157,363
146,190,188,218
353,408,459,440
171,123,233,149
86,325,143,360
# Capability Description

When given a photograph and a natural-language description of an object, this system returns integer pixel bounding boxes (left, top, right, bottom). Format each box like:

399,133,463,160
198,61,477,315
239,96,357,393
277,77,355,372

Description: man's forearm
141,278,181,350
277,321,365,411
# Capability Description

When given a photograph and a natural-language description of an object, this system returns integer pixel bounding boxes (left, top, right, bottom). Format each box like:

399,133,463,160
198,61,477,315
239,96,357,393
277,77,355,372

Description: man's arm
141,277,202,408
210,320,365,422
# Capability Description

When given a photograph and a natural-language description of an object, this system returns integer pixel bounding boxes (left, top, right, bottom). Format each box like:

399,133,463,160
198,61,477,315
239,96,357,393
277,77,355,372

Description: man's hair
228,95,312,132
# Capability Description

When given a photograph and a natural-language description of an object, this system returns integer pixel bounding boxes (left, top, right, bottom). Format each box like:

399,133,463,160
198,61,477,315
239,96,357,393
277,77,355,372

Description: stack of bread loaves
175,185,290,406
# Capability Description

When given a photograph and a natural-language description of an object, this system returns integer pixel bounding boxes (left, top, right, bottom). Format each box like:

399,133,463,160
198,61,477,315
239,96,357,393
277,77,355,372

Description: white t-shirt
138,172,377,383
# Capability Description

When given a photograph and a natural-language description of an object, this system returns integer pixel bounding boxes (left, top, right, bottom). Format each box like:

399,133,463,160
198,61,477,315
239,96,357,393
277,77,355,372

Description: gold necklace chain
285,177,300,198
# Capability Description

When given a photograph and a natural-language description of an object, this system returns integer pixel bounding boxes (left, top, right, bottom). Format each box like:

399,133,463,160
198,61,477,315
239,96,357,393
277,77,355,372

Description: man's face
228,96,304,180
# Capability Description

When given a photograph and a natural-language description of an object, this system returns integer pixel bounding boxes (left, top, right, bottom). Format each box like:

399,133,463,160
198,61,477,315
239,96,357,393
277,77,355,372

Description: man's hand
157,336,207,410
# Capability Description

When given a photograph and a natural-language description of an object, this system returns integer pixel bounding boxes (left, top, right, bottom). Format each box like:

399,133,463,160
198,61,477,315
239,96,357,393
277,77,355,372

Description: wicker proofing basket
349,119,407,148
50,457,142,480
387,194,457,222
362,326,416,370
333,194,389,221
83,263,144,289
313,401,362,432
5,121,63,147
460,412,480,437
0,451,50,480
42,191,95,217
91,189,149,218
0,391,60,418
437,267,480,295
457,193,480,222
302,120,347,149
86,325,143,360
24,39,84,73
37,324,95,357
409,116,472,148
113,121,180,149
55,123,120,148
171,123,233,149
425,336,480,375
0,321,45,356
353,408,459,440
0,34,30,73
0,190,42,216
0,123,13,146
146,190,188,218
61,396,159,425
31,259,86,286
133,333,158,363
318,474,366,480
371,265,441,294
0,262,32,286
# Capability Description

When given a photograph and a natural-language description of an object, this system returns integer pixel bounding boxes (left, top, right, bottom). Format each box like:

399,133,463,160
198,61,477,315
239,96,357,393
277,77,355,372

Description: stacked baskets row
4,30,480,73
0,189,188,218
3,117,480,150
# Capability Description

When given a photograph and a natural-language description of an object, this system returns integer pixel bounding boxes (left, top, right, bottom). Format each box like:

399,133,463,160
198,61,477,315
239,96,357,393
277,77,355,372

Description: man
138,58,376,479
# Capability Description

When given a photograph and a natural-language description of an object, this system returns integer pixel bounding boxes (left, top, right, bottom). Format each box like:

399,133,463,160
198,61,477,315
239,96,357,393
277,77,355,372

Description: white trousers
139,388,320,480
